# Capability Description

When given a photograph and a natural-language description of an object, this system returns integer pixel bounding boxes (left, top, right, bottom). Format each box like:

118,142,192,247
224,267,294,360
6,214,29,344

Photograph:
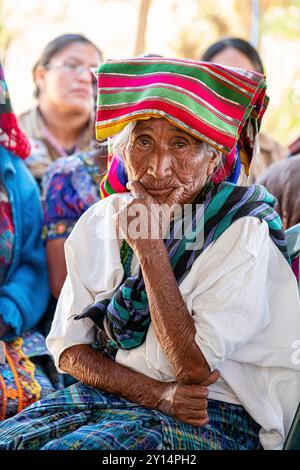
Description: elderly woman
0,58,299,451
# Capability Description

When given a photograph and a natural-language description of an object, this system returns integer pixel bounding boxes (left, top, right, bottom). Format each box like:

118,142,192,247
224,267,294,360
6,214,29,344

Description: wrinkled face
123,118,219,205
36,42,101,114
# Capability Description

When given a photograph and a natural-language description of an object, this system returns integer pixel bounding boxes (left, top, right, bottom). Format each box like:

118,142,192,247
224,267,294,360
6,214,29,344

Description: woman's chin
64,98,92,114
154,196,168,205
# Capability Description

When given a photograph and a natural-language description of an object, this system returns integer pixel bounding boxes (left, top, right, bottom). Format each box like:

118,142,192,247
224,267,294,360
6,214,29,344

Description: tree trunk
134,0,151,56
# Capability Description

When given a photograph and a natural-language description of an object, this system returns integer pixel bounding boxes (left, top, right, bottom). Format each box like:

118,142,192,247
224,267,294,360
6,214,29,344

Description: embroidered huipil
42,152,100,241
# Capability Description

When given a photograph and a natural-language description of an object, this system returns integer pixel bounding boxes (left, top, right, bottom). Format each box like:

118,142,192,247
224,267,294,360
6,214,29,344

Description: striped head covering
96,57,268,197
0,62,30,159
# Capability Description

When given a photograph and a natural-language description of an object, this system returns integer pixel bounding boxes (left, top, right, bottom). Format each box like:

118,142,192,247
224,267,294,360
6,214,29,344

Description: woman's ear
34,65,47,95
206,150,221,178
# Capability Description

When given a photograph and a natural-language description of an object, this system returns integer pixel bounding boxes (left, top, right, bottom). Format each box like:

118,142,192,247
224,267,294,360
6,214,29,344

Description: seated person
0,62,55,420
201,37,287,183
258,155,300,289
0,58,299,450
258,154,300,230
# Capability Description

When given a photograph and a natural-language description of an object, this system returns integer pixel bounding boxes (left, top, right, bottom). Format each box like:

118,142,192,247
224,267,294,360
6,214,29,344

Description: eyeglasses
45,62,97,80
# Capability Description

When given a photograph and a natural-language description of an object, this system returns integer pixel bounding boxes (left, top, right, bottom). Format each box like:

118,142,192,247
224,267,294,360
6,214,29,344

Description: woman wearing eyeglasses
18,34,103,186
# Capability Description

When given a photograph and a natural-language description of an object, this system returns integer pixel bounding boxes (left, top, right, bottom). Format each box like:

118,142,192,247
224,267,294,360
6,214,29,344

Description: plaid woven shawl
95,58,268,176
76,182,288,350
0,62,30,159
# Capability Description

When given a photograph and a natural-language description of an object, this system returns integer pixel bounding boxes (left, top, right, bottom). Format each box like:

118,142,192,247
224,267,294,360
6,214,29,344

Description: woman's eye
137,136,151,147
174,140,187,149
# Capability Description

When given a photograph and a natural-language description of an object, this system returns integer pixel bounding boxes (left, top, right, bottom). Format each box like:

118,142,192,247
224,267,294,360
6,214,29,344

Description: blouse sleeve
42,155,99,241
191,217,272,371
46,194,127,372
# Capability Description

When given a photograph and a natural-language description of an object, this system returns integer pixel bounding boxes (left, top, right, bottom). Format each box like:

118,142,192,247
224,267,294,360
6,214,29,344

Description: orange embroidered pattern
0,337,41,421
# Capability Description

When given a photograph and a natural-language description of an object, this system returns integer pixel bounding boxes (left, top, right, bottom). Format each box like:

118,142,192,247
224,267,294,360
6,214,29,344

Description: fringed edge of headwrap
0,113,31,159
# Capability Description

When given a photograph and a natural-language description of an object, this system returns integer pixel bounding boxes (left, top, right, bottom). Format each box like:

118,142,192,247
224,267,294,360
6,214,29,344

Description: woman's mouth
71,88,90,96
146,188,174,197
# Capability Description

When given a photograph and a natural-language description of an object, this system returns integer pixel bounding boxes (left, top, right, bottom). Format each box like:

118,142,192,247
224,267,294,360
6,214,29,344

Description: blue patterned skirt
0,381,262,450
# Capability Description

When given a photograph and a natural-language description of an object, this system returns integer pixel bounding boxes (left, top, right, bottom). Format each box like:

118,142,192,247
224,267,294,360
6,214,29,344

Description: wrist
155,382,177,414
134,238,166,261
151,380,172,410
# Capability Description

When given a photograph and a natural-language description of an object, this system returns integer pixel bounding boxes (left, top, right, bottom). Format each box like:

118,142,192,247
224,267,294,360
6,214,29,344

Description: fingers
174,409,209,427
184,417,209,427
127,180,150,201
158,383,211,428
175,384,209,399
182,409,208,420
183,398,208,411
170,396,210,427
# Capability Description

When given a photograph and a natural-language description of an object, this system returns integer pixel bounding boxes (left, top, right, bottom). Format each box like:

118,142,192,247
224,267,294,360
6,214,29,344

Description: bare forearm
59,344,165,409
138,241,210,384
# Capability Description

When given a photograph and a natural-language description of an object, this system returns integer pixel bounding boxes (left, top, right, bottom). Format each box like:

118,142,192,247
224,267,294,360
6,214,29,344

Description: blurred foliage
260,0,300,39
169,0,299,58
0,0,15,64
266,72,300,146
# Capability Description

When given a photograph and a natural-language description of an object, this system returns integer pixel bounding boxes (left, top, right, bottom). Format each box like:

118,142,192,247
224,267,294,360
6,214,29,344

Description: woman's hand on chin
114,180,171,254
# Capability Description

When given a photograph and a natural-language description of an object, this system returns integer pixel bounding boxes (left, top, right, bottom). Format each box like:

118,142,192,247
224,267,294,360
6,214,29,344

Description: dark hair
139,53,164,58
201,37,264,74
33,33,103,97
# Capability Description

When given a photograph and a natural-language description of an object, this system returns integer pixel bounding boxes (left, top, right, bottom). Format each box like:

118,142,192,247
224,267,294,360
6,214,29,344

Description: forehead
133,118,192,136
212,47,255,71
50,42,100,64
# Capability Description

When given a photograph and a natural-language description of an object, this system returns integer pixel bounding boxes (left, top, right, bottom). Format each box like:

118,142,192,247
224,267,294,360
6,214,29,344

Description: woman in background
19,33,103,186
201,37,287,182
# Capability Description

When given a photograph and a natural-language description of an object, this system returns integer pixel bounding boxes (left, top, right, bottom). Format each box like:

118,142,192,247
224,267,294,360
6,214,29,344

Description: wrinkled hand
114,181,181,252
157,370,220,427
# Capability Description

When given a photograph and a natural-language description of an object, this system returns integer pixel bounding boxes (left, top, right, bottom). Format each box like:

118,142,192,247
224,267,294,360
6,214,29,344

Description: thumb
200,370,220,386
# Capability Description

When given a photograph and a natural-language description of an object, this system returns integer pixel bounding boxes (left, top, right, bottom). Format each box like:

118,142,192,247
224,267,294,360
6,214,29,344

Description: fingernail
126,181,131,190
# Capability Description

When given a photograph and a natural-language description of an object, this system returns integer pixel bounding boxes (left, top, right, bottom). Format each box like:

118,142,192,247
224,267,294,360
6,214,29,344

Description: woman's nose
147,149,172,179
77,68,93,84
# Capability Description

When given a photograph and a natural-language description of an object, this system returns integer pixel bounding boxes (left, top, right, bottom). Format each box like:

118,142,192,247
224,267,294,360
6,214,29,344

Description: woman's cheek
126,161,147,181
174,162,196,184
